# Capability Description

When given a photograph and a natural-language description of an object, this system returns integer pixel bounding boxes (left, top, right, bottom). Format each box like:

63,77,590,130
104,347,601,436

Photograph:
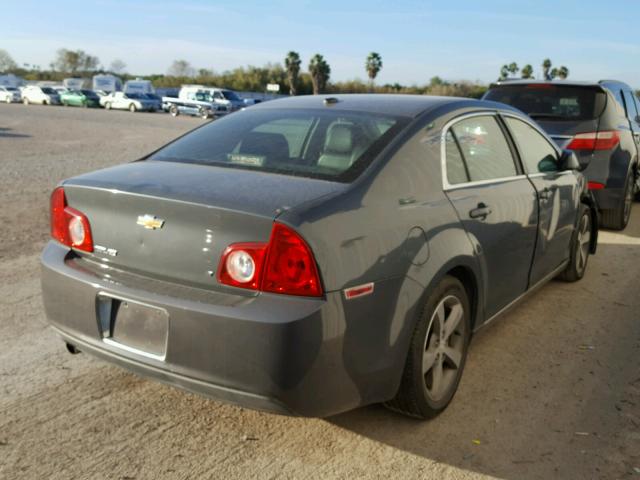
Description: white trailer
92,74,122,93
0,74,25,88
124,79,155,95
63,78,90,90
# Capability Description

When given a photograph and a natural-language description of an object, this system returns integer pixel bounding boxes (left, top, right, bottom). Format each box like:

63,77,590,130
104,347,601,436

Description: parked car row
0,83,250,119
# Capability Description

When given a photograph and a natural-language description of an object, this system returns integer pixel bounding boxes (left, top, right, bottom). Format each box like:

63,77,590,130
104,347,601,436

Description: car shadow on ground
327,216,640,479
0,127,30,138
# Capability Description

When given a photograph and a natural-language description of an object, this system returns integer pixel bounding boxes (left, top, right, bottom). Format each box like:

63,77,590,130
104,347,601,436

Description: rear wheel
105,102,111,110
559,205,592,282
169,105,179,117
601,173,633,230
385,276,470,419
129,103,137,113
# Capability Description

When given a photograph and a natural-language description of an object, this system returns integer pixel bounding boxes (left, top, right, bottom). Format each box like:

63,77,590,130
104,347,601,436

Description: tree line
499,59,569,81
1,47,584,99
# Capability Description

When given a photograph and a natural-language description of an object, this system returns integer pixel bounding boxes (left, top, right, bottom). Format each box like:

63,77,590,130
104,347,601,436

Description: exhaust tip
65,342,81,355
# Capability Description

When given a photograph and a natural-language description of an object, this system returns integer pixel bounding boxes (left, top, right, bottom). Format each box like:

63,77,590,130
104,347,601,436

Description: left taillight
50,187,94,252
217,223,323,297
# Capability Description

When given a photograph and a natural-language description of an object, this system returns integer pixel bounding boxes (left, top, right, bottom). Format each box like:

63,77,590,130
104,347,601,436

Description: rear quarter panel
278,106,483,401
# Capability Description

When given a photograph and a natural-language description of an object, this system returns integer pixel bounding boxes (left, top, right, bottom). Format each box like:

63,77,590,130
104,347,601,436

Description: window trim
440,111,527,191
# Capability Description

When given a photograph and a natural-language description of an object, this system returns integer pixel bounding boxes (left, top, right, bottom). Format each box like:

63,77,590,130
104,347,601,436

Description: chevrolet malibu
41,95,598,419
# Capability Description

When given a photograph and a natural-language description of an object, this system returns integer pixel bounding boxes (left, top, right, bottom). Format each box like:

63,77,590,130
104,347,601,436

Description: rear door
443,113,538,318
502,115,578,284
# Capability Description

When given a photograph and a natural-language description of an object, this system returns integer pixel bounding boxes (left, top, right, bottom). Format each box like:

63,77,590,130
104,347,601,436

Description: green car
60,89,101,108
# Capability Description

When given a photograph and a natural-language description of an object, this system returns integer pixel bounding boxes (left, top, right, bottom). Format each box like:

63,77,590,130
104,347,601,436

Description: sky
3,0,640,87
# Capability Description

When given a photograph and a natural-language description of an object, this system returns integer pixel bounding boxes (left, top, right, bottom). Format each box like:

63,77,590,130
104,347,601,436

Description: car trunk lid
62,160,347,290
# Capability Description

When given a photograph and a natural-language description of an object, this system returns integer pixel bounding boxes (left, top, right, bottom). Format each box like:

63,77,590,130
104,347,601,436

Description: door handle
539,187,552,200
469,202,492,220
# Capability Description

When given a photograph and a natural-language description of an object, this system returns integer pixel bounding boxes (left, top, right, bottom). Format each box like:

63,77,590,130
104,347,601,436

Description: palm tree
542,58,552,80
499,65,509,80
507,62,519,77
557,66,569,80
521,64,534,79
284,51,301,96
365,52,383,90
550,68,559,80
308,54,331,94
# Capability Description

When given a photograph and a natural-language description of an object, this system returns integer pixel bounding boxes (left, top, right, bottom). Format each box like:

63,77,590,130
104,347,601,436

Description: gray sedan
41,95,598,419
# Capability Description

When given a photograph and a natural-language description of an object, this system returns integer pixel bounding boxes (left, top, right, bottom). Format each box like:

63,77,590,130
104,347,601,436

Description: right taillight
566,130,620,151
50,187,94,252
217,223,323,297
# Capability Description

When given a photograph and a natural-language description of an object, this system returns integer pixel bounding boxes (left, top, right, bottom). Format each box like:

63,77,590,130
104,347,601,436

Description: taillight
217,223,322,297
566,131,620,151
50,187,94,252
588,181,605,190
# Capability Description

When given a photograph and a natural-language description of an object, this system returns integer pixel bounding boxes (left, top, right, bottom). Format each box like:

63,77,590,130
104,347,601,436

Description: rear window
149,108,408,182
485,85,607,121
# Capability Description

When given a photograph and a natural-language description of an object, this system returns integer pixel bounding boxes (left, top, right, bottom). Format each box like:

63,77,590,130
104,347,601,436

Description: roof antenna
323,97,339,106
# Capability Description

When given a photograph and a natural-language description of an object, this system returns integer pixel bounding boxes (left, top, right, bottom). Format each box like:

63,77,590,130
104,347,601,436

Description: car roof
249,94,520,118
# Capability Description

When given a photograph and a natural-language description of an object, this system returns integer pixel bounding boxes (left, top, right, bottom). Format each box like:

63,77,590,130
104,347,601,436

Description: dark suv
484,80,640,229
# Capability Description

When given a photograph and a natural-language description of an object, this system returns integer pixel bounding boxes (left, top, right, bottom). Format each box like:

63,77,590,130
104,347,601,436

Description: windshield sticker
227,154,266,166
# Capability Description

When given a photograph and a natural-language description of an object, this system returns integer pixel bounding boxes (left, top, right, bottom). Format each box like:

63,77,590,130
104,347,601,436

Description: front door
443,114,538,318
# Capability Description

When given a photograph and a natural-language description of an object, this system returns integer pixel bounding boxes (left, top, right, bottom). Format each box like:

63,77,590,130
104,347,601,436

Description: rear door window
485,85,607,121
449,116,518,182
504,117,559,173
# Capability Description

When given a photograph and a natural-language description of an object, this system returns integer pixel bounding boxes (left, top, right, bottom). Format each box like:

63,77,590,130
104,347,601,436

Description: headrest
324,124,354,154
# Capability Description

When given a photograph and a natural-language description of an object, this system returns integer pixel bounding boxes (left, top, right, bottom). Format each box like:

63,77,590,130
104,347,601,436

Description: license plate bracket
97,295,168,359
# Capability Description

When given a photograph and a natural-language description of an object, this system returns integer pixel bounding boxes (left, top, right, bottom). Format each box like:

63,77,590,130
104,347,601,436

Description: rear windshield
485,85,607,121
149,108,408,182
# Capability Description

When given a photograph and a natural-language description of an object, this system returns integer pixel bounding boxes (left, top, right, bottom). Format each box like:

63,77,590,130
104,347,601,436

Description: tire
23,97,29,105
129,103,136,113
385,276,471,419
600,172,633,230
198,107,209,119
559,205,592,282
169,105,179,117
5,97,11,104
105,102,112,110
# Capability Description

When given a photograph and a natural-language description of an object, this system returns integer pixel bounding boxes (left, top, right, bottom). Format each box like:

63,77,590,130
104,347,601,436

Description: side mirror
559,150,581,171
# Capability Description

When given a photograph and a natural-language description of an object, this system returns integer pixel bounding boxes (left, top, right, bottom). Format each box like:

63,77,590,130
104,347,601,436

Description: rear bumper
41,242,411,417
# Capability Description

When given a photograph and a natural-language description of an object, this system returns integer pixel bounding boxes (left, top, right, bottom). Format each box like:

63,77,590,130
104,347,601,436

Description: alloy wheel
422,295,466,402
576,213,591,274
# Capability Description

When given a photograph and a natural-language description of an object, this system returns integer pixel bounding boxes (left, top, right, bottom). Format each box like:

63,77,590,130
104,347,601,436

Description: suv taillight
50,187,94,252
566,130,620,151
217,223,322,297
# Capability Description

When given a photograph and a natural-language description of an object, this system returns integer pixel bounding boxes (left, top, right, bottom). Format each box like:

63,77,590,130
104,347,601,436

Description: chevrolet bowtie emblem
136,214,165,230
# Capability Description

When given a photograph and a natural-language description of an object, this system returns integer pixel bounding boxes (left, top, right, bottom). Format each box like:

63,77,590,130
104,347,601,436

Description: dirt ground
1,103,639,480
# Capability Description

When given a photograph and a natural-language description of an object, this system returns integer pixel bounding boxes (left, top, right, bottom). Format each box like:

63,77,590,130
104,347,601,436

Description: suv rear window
485,85,607,121
149,108,407,182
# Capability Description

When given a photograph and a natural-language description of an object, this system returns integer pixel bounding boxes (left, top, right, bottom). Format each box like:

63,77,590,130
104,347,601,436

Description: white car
0,86,21,103
100,92,157,112
22,86,61,105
